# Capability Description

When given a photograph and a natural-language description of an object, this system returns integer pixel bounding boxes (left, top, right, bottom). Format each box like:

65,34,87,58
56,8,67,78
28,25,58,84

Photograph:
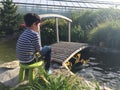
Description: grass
13,67,101,90
0,40,17,64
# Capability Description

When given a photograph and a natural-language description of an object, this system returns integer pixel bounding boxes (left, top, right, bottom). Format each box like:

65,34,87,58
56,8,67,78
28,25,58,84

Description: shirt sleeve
32,33,42,52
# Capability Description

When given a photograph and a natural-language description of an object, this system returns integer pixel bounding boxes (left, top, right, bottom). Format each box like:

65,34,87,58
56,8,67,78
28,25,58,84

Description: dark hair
24,13,41,27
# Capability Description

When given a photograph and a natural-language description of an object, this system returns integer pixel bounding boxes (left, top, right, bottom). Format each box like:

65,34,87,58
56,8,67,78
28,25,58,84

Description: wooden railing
39,14,72,43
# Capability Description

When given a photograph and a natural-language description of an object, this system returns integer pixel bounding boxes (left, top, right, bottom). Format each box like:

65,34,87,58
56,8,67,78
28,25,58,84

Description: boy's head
24,13,41,27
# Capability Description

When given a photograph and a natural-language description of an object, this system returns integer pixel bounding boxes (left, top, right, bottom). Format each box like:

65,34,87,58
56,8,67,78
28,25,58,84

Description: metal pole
55,18,59,43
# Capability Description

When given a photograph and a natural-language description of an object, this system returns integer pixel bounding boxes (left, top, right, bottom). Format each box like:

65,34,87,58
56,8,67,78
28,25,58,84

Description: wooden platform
51,42,88,64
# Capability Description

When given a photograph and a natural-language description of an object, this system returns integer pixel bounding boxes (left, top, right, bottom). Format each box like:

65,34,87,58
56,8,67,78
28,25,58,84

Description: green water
0,40,17,64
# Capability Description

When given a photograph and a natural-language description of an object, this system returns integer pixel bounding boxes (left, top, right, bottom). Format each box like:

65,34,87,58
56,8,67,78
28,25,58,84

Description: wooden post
39,26,42,44
68,22,71,42
55,18,59,43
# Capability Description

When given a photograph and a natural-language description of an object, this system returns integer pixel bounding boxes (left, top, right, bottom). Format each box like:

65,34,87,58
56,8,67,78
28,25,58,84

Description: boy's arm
32,33,42,52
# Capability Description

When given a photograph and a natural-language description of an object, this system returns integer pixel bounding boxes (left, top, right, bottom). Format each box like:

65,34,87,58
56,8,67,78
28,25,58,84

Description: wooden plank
52,56,66,60
52,53,70,57
51,57,63,63
52,42,86,48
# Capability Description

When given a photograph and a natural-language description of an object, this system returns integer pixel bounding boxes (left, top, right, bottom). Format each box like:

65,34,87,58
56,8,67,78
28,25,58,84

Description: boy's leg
40,46,51,71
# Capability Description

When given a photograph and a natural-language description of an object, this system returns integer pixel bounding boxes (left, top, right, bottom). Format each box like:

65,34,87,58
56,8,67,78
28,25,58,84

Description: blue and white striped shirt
16,29,42,63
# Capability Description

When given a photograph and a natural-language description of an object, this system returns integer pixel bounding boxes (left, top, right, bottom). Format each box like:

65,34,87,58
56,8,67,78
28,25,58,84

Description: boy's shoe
48,69,52,74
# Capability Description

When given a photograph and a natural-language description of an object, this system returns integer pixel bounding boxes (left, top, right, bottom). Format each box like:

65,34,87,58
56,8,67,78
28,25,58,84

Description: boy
16,13,51,73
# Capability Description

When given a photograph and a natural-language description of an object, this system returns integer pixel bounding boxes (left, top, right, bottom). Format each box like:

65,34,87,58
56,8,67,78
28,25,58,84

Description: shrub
41,19,69,45
70,9,120,43
71,25,85,42
41,19,56,45
88,21,120,50
0,0,23,36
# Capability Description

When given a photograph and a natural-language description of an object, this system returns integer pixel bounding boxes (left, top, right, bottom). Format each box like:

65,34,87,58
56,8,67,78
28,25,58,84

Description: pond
0,41,120,90
72,47,120,90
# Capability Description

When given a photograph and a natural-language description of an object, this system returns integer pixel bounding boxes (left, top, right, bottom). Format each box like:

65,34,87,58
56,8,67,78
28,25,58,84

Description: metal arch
39,14,72,22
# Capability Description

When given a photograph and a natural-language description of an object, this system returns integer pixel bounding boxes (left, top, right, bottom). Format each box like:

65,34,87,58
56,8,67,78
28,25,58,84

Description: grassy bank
0,40,17,64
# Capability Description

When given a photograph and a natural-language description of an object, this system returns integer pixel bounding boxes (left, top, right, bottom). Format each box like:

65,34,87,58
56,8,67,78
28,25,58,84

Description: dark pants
40,46,51,71
25,46,51,71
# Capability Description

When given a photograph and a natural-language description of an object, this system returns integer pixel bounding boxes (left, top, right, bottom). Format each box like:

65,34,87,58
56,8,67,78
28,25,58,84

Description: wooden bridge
51,41,88,64
39,14,88,69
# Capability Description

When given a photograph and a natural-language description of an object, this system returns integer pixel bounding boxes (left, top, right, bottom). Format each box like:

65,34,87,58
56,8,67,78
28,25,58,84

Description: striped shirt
16,29,42,63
